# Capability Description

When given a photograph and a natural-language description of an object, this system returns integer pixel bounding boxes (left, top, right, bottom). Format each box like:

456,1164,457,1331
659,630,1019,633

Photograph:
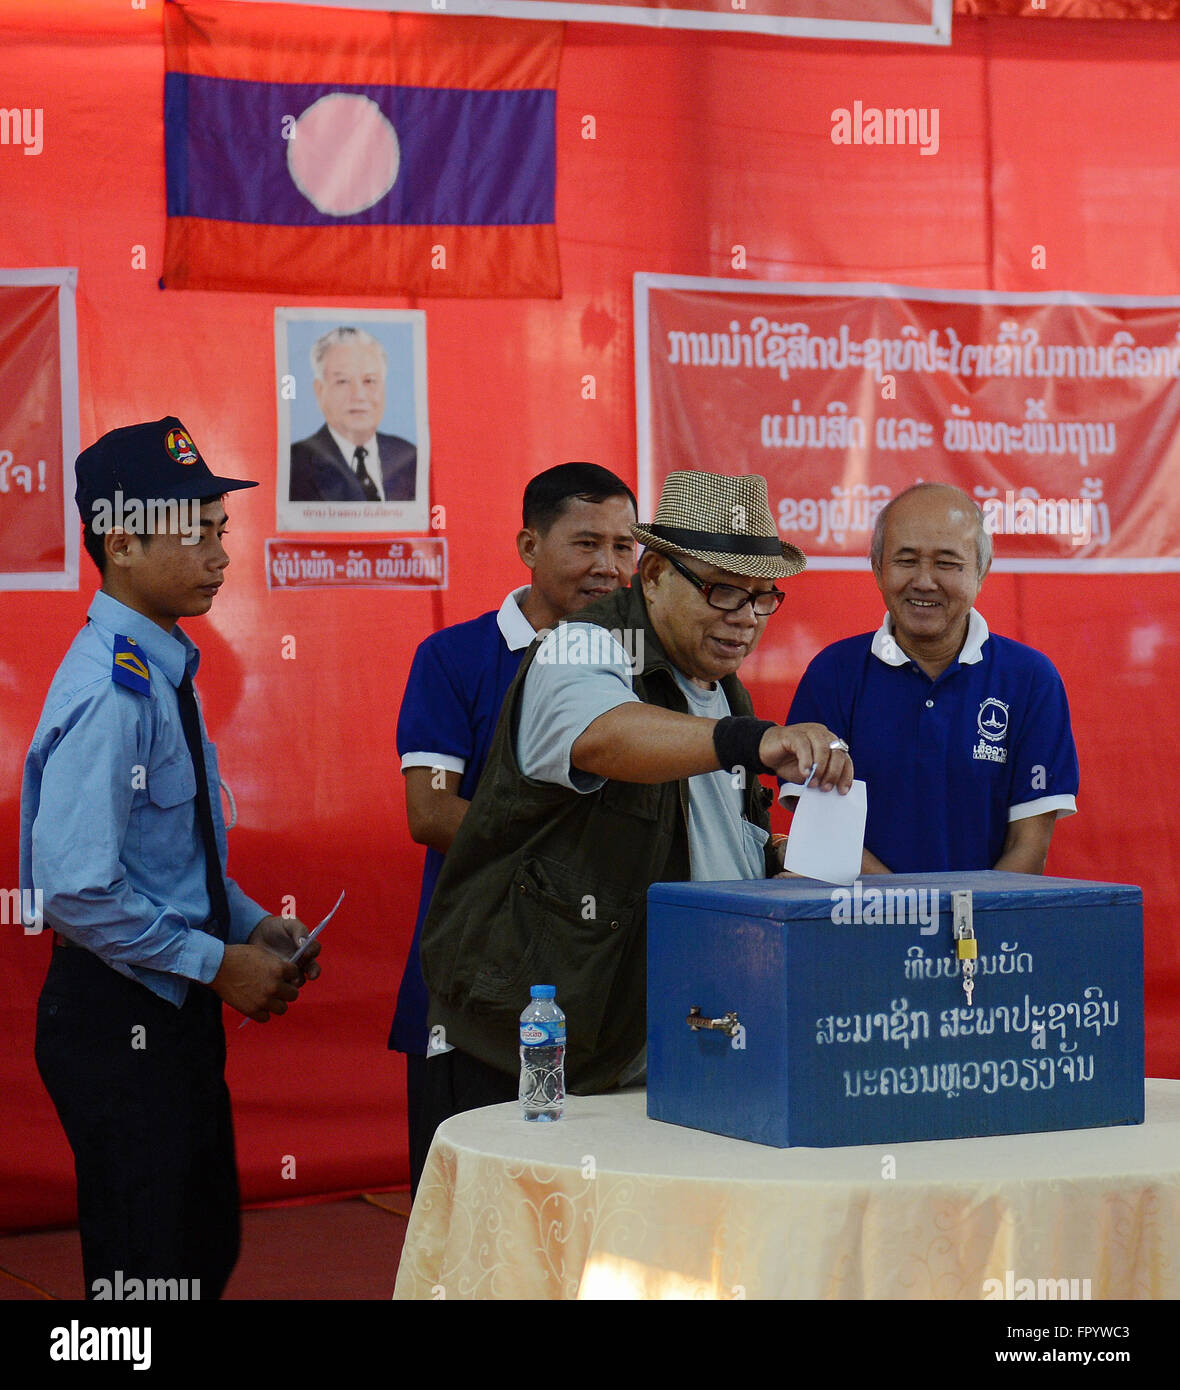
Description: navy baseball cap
75,417,258,520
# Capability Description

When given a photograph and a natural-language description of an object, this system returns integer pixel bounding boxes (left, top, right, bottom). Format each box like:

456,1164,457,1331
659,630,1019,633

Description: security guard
20,418,321,1300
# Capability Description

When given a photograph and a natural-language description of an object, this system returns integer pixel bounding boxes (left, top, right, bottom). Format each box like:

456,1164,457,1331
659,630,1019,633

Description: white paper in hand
783,779,867,886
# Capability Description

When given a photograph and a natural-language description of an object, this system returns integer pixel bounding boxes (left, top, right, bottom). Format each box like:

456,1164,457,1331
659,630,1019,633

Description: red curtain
1,3,1178,1229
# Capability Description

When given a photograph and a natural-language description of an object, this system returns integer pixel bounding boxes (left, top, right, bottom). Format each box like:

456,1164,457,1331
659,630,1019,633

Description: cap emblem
165,428,198,465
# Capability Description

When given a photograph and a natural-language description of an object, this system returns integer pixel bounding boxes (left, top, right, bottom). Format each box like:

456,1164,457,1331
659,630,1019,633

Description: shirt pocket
137,754,197,865
740,817,770,877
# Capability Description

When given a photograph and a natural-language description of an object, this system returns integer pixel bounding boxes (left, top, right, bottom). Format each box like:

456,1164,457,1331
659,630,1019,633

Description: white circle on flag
287,93,399,217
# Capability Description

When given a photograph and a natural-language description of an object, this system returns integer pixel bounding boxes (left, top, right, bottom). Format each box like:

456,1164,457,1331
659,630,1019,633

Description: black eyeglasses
664,553,784,616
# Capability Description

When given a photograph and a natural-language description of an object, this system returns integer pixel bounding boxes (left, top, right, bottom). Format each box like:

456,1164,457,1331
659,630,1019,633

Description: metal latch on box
687,1006,742,1038
952,889,978,1007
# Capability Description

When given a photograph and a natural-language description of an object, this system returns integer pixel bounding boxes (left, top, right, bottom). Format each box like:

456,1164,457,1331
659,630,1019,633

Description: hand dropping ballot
779,776,867,886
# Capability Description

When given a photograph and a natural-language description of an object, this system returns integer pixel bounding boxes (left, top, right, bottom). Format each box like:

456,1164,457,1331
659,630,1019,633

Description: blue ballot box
646,872,1144,1148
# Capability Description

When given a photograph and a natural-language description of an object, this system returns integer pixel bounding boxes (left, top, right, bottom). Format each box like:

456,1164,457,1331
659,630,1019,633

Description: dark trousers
416,1046,518,1192
405,1052,430,1200
35,944,240,1300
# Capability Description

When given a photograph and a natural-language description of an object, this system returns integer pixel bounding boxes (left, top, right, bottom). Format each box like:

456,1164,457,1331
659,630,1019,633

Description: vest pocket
470,853,638,1051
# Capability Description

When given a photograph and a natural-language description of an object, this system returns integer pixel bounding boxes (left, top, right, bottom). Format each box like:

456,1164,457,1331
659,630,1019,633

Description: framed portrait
275,307,429,532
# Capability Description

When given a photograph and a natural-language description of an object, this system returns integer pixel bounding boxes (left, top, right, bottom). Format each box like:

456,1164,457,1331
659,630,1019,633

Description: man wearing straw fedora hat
418,470,853,1139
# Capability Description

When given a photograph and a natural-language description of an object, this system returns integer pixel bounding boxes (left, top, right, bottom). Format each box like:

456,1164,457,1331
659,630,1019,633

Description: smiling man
22,418,321,1299
289,326,416,502
391,461,637,1195
417,470,852,1145
785,482,1079,874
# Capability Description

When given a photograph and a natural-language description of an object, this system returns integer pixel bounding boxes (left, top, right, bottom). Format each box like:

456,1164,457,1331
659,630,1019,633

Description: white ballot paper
238,890,343,1029
781,779,867,886
291,889,344,963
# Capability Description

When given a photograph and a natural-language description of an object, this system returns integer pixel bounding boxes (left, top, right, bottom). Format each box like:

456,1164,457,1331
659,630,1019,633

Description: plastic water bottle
519,985,565,1121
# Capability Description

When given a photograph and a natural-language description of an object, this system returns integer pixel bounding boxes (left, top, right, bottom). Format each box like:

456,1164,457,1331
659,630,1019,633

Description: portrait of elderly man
289,325,417,503
785,482,1079,876
417,469,853,1144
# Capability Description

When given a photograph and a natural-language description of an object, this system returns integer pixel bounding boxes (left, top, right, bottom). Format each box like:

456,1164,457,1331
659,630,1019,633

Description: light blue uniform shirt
20,591,268,1005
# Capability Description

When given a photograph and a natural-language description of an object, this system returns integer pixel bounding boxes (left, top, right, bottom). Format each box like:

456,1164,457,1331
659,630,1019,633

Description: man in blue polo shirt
391,462,637,1194
785,482,1078,873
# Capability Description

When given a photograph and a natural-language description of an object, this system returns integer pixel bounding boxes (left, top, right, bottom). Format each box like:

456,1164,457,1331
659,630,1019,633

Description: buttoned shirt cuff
226,882,271,946
176,928,226,985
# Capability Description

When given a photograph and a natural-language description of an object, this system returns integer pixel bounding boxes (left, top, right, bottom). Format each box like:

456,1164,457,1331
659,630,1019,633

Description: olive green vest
421,576,773,1093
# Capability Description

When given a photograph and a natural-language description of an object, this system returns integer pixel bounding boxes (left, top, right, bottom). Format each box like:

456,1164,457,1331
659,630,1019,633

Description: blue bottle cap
530,984,556,999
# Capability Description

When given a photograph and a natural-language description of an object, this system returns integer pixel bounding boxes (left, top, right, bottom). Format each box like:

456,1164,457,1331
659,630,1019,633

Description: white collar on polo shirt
871,608,990,668
496,585,536,651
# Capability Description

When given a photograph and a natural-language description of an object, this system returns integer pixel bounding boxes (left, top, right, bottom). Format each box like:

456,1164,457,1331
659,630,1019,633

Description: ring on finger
828,738,849,753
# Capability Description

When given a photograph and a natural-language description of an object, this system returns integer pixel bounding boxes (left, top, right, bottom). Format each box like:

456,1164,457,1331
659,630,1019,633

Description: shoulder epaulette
111,635,151,696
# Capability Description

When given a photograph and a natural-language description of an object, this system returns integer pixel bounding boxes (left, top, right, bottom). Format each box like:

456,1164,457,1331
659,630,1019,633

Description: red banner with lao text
0,270,78,590
637,277,1180,572
265,537,447,589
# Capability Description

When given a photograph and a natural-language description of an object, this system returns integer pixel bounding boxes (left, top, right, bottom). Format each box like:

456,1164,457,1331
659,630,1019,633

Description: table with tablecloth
393,1080,1180,1300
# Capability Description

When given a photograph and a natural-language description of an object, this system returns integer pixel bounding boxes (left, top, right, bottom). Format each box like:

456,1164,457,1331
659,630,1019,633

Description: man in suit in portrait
289,326,418,503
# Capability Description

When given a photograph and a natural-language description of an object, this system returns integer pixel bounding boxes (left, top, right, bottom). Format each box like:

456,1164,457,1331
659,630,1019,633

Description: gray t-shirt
517,623,769,881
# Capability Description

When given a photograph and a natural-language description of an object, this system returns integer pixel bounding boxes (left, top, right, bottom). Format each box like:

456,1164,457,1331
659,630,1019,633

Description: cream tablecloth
393,1079,1180,1300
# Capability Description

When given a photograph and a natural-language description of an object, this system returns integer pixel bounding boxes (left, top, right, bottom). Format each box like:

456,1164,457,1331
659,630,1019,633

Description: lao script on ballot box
810,936,1126,1102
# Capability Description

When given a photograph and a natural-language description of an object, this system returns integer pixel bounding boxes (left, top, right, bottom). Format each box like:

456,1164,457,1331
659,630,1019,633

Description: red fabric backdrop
1,2,1178,1230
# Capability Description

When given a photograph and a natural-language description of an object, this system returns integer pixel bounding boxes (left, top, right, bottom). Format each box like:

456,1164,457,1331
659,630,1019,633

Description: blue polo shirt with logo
785,610,1079,872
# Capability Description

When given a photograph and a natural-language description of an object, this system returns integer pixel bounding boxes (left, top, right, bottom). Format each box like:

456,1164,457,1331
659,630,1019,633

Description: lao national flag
162,1,561,298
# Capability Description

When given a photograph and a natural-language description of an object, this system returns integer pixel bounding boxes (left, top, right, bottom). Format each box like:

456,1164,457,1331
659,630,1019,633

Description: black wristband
712,716,776,778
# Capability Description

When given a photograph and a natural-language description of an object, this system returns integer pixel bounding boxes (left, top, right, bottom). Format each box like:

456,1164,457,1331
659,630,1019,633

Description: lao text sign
265,537,447,590
637,276,1180,572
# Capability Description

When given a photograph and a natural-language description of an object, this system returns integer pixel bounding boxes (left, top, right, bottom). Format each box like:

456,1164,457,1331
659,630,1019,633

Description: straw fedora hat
632,470,806,579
